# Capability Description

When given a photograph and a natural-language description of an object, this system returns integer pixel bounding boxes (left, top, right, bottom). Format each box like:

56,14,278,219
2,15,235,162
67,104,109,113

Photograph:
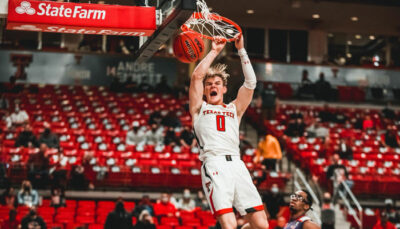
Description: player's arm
189,38,226,118
303,221,321,229
232,35,256,119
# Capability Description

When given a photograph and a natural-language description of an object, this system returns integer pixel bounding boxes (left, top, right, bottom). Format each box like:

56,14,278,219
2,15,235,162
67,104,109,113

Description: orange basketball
173,32,204,63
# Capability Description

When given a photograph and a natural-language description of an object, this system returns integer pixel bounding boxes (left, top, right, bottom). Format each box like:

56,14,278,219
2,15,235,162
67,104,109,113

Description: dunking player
284,190,320,229
189,34,269,229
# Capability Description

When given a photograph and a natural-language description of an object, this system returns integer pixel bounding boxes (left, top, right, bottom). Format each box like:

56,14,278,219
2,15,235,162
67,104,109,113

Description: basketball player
284,190,320,229
189,34,268,229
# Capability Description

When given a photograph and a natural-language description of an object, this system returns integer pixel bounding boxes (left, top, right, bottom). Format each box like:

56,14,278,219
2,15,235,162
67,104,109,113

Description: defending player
284,190,320,229
189,35,269,229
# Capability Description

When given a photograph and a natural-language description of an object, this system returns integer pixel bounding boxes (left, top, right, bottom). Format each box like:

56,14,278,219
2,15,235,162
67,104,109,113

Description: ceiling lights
347,41,352,45
312,14,320,19
246,9,254,14
355,34,362,39
369,35,376,40
351,16,358,22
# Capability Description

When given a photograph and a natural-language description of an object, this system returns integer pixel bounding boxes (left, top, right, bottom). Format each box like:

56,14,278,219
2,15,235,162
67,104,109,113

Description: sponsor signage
7,0,156,36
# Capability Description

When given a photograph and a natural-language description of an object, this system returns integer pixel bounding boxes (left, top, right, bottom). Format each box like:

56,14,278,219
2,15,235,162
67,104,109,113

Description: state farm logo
14,1,106,20
15,1,36,15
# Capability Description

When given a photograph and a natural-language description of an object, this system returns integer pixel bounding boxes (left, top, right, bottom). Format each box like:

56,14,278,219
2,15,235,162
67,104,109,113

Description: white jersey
193,102,240,161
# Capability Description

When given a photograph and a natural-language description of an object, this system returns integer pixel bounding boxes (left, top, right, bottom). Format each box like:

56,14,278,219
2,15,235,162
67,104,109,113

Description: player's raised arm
232,35,256,119
189,38,226,118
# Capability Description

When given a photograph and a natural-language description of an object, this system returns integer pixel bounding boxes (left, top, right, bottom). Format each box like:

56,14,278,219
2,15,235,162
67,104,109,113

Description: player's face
204,76,227,105
289,190,309,213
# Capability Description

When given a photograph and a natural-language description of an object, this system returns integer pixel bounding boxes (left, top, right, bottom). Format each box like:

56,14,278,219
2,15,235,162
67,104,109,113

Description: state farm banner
6,0,156,36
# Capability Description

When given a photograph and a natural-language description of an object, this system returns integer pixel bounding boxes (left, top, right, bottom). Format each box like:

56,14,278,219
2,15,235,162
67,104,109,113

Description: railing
333,170,363,229
293,168,321,225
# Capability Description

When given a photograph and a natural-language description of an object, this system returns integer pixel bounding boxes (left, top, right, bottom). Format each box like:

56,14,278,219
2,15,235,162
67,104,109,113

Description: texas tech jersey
193,102,240,161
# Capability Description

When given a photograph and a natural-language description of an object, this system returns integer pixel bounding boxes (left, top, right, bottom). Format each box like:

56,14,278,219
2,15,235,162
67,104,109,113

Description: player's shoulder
303,220,320,229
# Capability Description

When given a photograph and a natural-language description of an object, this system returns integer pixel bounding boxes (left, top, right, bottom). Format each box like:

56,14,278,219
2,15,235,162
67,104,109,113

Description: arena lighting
312,14,320,19
355,34,361,39
369,35,376,40
346,53,352,58
351,16,358,21
246,9,254,14
347,40,352,45
328,33,334,37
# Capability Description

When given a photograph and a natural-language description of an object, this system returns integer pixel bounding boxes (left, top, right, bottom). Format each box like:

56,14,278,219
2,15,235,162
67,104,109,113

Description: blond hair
203,63,230,86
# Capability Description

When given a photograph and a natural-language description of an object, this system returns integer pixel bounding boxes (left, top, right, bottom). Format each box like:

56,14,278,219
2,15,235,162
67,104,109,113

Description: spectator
274,216,287,229
133,195,154,217
50,187,65,208
255,133,282,171
1,209,19,229
3,111,12,131
320,192,335,229
155,75,172,95
105,199,134,229
381,126,400,148
373,211,396,229
0,186,18,209
164,127,179,146
315,72,332,101
138,77,153,93
326,154,353,203
161,111,181,128
153,193,177,218
180,126,196,148
148,109,162,126
260,83,277,120
15,124,39,148
363,115,374,130
382,199,399,225
262,184,285,220
38,122,59,149
0,94,9,110
10,104,29,126
17,180,39,207
382,102,395,120
298,69,314,99
194,190,209,211
284,118,305,137
145,124,164,145
306,121,329,139
27,143,50,188
21,207,46,229
335,139,353,160
134,210,156,229
177,189,196,211
319,104,335,123
126,121,147,146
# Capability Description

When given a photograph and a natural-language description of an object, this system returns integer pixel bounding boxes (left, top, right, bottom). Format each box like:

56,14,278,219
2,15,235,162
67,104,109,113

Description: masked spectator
177,189,196,211
38,122,59,149
15,124,38,148
134,210,156,229
255,133,282,171
153,193,177,218
194,190,209,211
17,180,39,207
126,121,147,146
133,195,154,217
10,104,29,126
27,143,50,188
105,199,134,229
21,207,46,229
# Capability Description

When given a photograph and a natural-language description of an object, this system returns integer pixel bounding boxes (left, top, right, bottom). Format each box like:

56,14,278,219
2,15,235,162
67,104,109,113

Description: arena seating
247,104,400,196
0,83,289,190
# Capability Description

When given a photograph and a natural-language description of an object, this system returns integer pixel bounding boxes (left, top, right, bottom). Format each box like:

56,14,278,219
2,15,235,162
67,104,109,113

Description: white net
182,0,241,42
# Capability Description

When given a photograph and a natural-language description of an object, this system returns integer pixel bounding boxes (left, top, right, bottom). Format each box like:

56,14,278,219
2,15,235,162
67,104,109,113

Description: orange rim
181,12,242,42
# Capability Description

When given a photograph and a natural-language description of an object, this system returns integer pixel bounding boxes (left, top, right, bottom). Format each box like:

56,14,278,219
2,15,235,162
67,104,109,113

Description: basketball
173,32,204,63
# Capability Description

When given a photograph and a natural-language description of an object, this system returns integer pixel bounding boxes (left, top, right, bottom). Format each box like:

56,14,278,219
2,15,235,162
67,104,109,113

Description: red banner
6,0,156,36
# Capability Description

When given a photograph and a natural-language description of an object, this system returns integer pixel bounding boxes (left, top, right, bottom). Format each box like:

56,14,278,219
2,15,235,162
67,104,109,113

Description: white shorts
201,155,264,216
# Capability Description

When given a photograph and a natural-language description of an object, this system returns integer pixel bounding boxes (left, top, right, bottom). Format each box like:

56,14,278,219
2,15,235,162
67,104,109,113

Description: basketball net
182,0,241,42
